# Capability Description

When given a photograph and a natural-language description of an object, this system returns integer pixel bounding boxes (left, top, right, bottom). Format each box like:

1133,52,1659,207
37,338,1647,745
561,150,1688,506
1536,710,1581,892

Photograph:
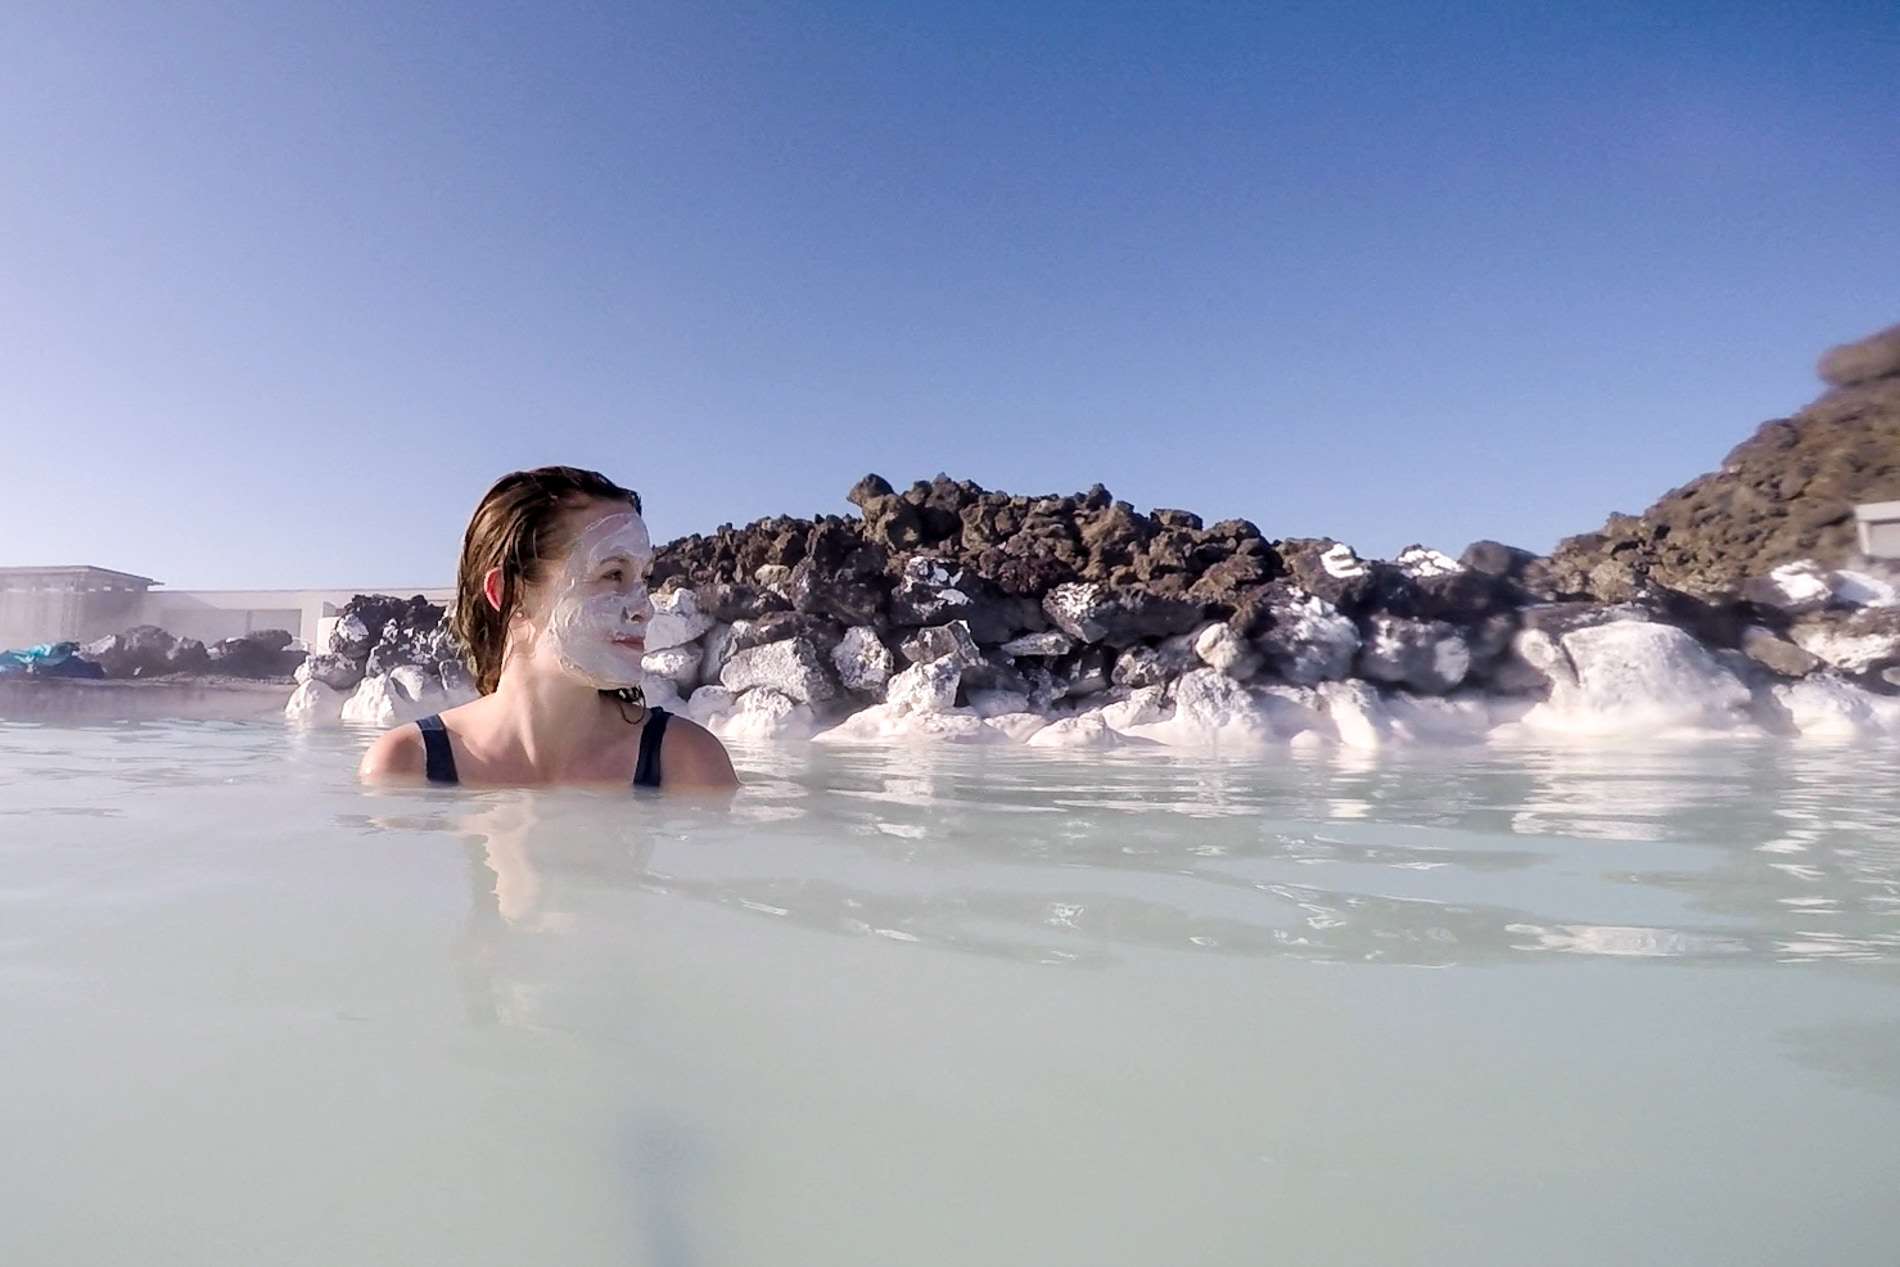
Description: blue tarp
0,642,106,679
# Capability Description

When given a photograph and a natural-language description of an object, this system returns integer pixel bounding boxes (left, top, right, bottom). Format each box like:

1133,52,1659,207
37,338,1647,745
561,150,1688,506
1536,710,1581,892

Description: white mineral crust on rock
1096,685,1170,731
1771,675,1900,738
885,657,960,714
284,679,343,726
1257,592,1360,684
645,588,715,650
641,645,702,688
714,687,816,741
832,625,895,694
1027,714,1138,750
1193,621,1260,679
1789,621,1900,674
1522,621,1752,735
1830,569,1899,608
720,639,838,704
1319,680,1393,750
685,685,739,727
983,712,1050,743
340,668,445,728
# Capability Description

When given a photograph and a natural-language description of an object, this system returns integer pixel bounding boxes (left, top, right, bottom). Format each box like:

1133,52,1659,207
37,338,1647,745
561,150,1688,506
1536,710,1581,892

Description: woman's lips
612,635,646,651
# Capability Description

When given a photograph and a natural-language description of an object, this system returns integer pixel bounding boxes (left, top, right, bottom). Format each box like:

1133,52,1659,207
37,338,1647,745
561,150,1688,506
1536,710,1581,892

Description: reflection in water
1780,1019,1900,1099
428,739,1900,981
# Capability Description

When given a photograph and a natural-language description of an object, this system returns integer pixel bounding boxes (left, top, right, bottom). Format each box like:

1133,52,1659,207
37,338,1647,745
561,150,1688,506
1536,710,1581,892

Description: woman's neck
486,667,622,772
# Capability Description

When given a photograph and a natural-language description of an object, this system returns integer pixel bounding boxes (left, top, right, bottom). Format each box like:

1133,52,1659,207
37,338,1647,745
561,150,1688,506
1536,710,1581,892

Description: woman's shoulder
656,710,739,789
358,699,480,782
358,721,428,782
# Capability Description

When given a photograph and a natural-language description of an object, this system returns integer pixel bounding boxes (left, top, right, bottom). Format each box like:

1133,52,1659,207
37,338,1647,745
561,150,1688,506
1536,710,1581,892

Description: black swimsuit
413,707,671,788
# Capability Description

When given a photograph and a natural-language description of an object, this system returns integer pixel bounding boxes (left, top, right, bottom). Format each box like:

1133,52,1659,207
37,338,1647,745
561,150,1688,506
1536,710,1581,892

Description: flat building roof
0,565,159,588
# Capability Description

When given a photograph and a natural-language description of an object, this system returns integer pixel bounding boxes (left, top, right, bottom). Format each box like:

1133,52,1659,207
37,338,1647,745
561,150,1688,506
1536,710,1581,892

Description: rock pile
77,625,301,680
287,595,476,726
292,320,1900,744
1549,321,1900,600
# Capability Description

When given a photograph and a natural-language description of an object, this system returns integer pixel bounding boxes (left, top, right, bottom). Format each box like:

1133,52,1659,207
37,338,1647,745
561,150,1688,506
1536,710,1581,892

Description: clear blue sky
3,1,1895,589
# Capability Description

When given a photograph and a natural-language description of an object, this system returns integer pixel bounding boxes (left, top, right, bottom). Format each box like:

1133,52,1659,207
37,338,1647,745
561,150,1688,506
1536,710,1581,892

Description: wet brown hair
452,466,642,695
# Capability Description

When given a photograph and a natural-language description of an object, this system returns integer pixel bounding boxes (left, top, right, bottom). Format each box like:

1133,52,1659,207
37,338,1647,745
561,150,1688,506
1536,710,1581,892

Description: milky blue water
3,721,1898,1266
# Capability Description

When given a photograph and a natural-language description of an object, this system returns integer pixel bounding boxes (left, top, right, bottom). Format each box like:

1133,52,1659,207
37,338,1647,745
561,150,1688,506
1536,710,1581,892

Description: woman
360,466,738,790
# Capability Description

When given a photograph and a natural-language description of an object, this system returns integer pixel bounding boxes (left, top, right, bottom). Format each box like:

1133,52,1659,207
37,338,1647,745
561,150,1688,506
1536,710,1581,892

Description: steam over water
3,722,1899,1265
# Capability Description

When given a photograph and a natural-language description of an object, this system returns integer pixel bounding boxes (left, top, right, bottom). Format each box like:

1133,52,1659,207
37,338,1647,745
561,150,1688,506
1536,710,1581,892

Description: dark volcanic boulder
166,637,211,676
1185,551,1278,610
365,620,458,677
1278,539,1384,613
80,625,176,678
1819,321,1900,389
1459,539,1547,584
298,651,366,692
853,483,927,552
1739,626,1822,679
899,620,983,668
1050,645,1113,699
961,651,1031,696
701,582,792,623
788,557,886,628
208,631,304,679
888,557,1040,644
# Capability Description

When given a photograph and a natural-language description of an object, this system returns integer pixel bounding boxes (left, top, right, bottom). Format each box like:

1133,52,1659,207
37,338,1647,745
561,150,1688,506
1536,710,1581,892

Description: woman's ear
482,566,506,613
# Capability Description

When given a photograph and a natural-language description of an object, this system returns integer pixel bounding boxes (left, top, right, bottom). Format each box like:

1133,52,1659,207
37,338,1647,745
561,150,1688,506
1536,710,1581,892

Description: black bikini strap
414,715,459,785
633,707,670,788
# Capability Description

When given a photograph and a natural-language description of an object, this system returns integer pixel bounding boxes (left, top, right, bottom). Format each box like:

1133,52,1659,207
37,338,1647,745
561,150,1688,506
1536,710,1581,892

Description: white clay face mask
541,511,655,689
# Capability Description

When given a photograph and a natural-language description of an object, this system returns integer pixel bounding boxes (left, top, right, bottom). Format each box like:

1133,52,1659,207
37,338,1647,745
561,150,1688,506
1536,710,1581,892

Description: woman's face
519,499,655,689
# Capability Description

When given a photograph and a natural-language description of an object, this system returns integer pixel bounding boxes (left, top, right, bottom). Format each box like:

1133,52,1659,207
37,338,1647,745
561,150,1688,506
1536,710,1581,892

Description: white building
0,566,453,651
1855,501,1900,559
142,587,458,650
